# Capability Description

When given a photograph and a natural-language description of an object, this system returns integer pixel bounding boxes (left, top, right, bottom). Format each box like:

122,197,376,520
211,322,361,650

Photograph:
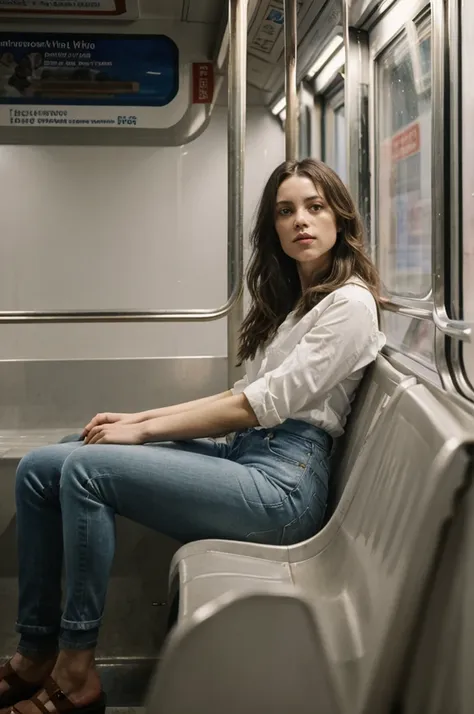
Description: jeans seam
242,458,313,508
60,459,109,632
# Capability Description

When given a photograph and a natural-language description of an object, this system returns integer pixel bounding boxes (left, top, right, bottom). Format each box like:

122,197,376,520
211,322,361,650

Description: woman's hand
81,412,141,439
83,422,147,446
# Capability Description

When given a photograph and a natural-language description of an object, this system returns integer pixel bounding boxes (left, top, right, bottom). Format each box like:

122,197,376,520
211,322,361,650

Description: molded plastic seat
168,355,415,610
398,462,474,714
147,383,470,714
327,353,416,512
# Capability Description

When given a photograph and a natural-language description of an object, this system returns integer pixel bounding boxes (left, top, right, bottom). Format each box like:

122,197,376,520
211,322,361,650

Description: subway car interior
0,0,473,712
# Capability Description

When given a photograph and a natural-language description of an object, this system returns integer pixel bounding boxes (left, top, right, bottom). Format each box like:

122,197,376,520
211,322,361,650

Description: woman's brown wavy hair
238,158,381,363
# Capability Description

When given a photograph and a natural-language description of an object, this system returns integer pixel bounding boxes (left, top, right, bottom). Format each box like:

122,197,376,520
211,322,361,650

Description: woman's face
275,175,338,279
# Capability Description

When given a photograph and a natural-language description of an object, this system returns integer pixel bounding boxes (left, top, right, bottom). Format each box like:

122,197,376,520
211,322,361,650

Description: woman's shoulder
333,277,378,308
313,277,378,317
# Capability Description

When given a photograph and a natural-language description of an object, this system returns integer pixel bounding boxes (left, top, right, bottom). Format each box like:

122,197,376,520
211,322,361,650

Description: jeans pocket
265,431,314,468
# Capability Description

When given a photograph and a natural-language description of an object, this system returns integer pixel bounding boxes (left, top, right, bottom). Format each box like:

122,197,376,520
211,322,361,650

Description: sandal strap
0,661,26,689
29,695,51,714
9,676,103,714
42,678,75,714
10,678,75,714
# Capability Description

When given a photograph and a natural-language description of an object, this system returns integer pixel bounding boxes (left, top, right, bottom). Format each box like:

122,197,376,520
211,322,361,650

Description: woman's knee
16,443,82,503
16,447,58,501
59,446,109,504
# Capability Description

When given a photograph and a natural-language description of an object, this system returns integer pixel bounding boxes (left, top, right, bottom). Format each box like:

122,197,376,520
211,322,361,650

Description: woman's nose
294,210,308,228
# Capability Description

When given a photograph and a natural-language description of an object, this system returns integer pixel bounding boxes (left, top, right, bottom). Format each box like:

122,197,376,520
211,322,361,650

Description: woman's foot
1,651,104,714
48,650,102,708
0,653,56,706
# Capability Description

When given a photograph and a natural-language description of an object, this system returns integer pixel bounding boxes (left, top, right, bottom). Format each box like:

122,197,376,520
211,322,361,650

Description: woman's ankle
50,650,100,704
10,652,57,676
54,649,95,675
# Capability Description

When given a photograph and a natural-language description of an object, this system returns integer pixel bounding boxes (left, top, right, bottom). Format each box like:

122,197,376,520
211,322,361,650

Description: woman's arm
136,391,232,421
82,391,232,437
84,393,258,445
143,393,258,441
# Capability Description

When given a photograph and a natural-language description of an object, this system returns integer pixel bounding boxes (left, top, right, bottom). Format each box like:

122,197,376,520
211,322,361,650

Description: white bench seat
147,370,471,714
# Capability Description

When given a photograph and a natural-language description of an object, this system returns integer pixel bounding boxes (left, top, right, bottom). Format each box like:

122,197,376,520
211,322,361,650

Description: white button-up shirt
232,279,386,437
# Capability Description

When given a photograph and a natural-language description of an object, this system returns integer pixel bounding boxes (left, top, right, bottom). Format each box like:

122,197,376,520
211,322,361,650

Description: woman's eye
278,208,292,216
310,204,323,212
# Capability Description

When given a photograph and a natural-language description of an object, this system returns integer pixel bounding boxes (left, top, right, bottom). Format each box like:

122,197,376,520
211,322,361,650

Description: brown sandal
9,677,106,714
0,662,44,709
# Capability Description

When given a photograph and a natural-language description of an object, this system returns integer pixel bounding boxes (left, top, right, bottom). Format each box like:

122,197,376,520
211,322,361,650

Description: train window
383,312,436,370
298,85,315,159
299,105,311,158
375,14,431,299
334,103,346,183
322,86,347,183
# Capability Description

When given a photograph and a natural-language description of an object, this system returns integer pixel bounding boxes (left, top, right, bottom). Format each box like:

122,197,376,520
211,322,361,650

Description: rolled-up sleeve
243,297,378,427
231,373,249,395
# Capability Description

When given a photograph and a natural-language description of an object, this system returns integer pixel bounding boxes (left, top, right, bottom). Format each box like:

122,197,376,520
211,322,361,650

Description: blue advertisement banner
0,33,179,107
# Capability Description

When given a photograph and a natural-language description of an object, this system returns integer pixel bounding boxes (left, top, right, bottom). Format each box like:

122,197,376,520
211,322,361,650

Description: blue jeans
14,419,331,655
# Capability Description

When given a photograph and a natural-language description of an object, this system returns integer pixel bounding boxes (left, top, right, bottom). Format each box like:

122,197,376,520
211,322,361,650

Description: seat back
327,355,415,516
397,461,474,714
328,384,470,712
154,385,471,714
147,589,343,714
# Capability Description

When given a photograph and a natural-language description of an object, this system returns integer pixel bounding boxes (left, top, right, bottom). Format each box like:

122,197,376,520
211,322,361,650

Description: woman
0,159,385,714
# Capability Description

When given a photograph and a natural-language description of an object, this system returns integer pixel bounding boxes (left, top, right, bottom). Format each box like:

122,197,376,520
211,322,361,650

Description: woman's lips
295,235,314,245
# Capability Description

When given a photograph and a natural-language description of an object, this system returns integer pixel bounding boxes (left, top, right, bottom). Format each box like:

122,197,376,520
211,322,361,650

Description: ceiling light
307,35,344,78
271,97,286,115
314,47,346,92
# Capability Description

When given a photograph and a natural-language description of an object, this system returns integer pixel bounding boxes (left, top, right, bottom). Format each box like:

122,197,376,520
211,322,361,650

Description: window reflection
383,311,435,370
376,16,432,297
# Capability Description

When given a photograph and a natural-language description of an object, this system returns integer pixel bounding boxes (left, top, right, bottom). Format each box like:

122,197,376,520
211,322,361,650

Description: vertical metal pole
284,0,298,160
227,0,247,386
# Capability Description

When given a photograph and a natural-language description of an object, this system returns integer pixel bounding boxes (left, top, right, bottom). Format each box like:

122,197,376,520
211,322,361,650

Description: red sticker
391,122,421,162
192,63,214,104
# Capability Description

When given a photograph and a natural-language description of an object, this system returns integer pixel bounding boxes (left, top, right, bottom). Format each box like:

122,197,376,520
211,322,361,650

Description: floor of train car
0,428,178,709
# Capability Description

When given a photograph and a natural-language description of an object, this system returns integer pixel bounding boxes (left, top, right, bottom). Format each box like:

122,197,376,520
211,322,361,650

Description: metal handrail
284,0,298,160
381,300,432,321
0,0,246,325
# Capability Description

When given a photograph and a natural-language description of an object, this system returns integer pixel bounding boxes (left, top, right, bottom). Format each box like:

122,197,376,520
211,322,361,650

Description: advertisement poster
0,33,179,128
0,1,139,19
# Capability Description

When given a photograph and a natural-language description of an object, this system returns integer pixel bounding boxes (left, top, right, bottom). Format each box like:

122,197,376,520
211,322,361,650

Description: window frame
360,0,473,396
366,0,438,378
